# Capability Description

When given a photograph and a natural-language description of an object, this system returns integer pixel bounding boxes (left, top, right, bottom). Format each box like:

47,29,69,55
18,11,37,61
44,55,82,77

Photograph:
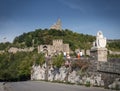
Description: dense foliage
0,42,11,50
0,29,119,51
52,54,64,68
0,51,65,81
13,29,95,51
0,51,45,81
107,40,120,51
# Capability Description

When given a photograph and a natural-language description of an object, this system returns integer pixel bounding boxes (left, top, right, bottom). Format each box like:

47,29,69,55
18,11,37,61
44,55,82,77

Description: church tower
50,19,62,31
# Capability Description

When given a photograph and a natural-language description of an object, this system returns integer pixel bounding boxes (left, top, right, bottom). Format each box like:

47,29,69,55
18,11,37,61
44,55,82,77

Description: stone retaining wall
97,61,120,74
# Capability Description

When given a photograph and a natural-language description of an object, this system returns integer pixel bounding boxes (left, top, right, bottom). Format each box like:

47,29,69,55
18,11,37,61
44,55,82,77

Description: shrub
85,81,91,87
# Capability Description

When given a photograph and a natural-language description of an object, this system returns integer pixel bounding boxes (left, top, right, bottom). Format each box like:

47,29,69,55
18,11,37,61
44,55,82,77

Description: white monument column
91,31,107,62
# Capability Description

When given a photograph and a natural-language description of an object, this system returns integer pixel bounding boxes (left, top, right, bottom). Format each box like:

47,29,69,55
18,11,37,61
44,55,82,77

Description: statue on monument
91,31,107,62
92,31,106,48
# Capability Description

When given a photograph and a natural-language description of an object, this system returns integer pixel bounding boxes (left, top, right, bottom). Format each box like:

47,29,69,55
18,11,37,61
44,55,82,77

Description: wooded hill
0,29,120,51
13,29,95,51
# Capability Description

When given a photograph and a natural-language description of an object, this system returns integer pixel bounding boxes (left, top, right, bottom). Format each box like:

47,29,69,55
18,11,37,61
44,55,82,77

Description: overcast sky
0,0,120,42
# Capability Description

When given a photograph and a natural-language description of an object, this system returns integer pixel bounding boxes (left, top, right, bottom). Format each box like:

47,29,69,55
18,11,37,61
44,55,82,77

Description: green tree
52,54,64,68
35,53,45,66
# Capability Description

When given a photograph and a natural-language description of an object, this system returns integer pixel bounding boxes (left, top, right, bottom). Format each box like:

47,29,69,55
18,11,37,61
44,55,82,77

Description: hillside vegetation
13,29,95,51
107,39,120,51
0,29,120,52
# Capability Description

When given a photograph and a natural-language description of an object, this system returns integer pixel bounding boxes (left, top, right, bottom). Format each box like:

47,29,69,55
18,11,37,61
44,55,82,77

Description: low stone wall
89,58,120,88
97,61,120,74
97,72,119,87
108,78,120,90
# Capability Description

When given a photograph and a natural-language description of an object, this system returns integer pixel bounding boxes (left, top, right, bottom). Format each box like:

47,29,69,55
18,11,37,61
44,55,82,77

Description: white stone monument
91,31,107,62
96,31,107,48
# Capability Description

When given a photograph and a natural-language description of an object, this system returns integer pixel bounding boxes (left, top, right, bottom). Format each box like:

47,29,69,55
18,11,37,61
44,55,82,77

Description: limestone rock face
31,65,45,80
48,66,54,81
108,78,120,90
68,71,80,83
58,66,67,81
31,65,104,87
81,73,104,86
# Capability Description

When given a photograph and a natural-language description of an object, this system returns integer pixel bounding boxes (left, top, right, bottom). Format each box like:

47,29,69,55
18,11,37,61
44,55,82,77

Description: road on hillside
0,81,111,91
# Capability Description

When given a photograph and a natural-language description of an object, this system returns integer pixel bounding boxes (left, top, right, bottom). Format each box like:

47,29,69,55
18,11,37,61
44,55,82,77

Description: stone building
50,19,62,31
38,39,69,56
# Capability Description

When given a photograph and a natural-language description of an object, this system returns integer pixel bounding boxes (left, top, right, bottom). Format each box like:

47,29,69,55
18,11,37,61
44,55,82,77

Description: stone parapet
97,61,120,74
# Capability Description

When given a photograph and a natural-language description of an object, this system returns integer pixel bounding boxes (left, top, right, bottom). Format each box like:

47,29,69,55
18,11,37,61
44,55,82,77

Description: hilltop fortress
39,19,69,56
38,39,69,56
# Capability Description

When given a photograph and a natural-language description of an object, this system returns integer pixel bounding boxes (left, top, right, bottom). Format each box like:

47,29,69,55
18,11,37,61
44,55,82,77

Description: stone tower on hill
50,19,62,31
